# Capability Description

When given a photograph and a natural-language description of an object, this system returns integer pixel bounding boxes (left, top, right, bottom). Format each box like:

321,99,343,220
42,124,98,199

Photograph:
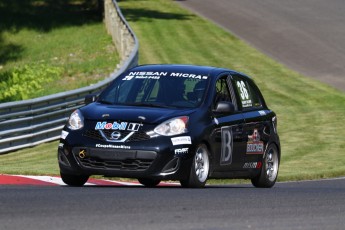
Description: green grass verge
0,141,59,175
0,0,119,102
1,0,345,182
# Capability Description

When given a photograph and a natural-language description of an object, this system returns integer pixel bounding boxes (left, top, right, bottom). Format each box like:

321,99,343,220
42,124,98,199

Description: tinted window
246,82,262,108
233,76,262,109
98,73,209,108
213,76,232,108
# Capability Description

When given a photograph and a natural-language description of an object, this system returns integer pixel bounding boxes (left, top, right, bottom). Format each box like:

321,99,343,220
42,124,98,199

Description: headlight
68,109,84,130
154,116,189,136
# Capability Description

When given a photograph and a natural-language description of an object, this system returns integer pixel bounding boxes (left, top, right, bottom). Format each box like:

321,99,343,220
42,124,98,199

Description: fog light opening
162,158,180,174
58,150,71,167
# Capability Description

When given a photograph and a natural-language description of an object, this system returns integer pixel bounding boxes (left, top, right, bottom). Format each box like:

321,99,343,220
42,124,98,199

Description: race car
58,64,280,188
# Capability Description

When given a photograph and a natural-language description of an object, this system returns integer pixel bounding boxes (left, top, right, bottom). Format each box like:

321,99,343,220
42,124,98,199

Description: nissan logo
110,131,121,140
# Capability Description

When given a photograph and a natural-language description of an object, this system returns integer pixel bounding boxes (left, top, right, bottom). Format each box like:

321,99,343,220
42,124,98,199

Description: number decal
236,80,249,100
220,127,233,165
236,80,252,108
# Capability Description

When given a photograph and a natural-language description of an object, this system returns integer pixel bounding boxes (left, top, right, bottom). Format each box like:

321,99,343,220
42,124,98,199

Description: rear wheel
180,144,210,188
138,178,161,187
60,172,89,187
251,144,279,188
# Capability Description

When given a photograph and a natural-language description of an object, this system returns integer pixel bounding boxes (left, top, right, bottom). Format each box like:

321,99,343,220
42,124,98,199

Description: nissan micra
58,64,280,188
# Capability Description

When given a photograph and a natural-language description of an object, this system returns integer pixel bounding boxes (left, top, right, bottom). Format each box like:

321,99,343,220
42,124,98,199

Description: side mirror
84,94,98,105
213,101,235,114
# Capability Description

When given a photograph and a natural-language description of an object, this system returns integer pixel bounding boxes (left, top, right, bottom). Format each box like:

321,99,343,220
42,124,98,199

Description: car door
232,74,271,168
210,74,247,172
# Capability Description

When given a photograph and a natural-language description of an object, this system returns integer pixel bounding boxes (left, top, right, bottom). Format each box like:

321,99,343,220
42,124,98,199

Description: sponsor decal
128,72,168,76
123,72,167,80
220,126,233,165
95,122,142,131
170,72,208,80
246,129,264,154
175,148,189,155
95,144,131,149
171,136,192,146
122,72,208,80
135,75,160,80
243,162,262,169
241,100,253,108
95,121,127,130
258,110,266,116
236,80,252,108
127,123,142,131
61,130,69,140
122,75,135,81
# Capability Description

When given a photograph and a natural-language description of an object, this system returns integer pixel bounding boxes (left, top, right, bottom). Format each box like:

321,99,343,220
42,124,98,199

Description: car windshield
98,72,209,108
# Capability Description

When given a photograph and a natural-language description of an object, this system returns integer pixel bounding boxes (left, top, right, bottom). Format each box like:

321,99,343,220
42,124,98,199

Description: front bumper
58,129,194,180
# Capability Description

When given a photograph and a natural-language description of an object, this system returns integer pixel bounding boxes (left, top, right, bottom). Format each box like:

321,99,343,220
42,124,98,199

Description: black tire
251,144,280,188
180,144,210,188
138,178,161,187
60,172,89,187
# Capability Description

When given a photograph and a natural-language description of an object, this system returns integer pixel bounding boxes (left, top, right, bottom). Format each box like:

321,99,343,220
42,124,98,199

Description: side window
214,76,232,108
233,76,262,110
246,83,262,108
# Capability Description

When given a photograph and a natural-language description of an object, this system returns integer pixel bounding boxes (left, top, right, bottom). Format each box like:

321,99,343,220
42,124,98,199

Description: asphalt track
1,176,345,230
177,0,345,91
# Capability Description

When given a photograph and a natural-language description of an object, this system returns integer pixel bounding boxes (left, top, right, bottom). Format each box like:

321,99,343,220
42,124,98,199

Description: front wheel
251,144,280,188
180,144,210,188
61,172,89,187
138,178,161,187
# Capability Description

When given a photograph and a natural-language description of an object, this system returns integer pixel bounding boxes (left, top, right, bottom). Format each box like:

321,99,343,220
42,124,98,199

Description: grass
1,0,345,182
0,0,119,101
0,142,59,175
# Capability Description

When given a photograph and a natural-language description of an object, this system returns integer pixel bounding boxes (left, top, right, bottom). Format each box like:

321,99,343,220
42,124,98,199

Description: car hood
80,103,198,124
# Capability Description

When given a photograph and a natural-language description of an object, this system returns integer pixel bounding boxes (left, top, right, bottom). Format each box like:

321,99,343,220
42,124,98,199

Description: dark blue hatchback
58,64,280,188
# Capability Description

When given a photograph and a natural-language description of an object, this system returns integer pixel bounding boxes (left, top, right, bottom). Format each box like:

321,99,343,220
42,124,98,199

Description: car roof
127,64,252,80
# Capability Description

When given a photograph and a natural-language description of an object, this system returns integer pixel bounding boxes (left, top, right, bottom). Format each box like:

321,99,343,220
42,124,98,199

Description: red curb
0,175,57,186
0,174,180,187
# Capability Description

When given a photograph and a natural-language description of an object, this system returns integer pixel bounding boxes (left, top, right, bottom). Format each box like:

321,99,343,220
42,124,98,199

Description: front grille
127,131,151,142
73,148,156,171
83,130,150,142
78,158,153,171
102,129,132,139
